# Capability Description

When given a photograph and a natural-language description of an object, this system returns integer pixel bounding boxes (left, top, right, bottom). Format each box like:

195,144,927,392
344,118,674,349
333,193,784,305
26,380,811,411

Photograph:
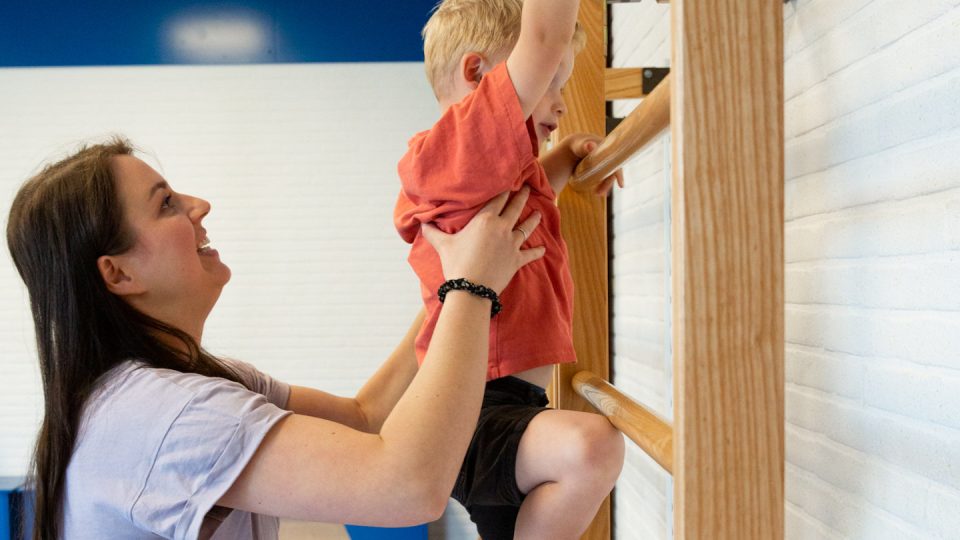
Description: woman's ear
97,255,145,296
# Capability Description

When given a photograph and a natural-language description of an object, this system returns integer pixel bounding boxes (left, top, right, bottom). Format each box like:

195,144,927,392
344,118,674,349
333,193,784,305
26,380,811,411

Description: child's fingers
572,137,601,158
595,177,614,196
594,169,625,196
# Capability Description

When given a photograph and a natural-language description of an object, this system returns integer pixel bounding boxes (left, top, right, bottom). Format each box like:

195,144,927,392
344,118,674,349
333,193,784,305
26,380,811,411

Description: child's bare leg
513,409,625,540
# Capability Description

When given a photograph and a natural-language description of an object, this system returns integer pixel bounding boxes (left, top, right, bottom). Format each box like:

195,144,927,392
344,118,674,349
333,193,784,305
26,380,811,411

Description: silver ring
516,226,528,242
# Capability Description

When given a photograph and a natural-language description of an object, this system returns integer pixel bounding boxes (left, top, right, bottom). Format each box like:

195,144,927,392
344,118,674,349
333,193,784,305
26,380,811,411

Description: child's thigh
514,409,620,494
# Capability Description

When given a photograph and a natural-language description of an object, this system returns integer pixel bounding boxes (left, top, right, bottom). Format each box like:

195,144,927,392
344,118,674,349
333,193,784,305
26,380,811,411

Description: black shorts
452,376,550,540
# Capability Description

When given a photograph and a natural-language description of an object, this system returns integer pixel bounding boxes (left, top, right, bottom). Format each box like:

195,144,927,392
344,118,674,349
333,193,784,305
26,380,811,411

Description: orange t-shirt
394,62,576,381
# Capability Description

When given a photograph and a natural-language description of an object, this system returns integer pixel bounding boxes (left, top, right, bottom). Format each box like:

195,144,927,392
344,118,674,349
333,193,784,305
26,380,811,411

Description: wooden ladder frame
550,1,784,539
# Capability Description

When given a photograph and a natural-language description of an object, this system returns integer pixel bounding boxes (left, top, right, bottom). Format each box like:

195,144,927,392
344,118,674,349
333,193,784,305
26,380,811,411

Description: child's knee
566,415,625,484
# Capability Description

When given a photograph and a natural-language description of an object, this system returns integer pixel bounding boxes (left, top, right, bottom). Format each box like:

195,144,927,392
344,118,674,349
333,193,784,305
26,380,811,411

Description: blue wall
0,1,438,66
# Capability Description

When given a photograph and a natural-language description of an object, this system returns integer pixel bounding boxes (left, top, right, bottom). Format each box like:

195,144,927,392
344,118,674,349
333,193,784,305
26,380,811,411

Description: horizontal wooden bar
572,370,674,473
570,73,671,192
605,67,645,99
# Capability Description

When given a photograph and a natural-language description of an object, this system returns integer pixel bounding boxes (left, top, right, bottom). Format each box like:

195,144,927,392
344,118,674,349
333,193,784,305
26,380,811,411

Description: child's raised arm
506,0,580,118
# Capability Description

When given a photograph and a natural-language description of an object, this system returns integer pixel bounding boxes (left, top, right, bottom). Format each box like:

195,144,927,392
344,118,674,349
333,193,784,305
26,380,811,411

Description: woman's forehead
111,156,169,210
113,156,165,190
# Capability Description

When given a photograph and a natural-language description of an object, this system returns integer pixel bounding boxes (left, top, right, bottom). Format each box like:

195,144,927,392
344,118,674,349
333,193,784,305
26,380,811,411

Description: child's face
530,44,576,145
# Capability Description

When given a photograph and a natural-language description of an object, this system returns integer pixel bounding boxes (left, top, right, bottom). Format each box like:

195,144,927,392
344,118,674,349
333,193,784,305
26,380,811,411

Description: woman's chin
216,264,232,287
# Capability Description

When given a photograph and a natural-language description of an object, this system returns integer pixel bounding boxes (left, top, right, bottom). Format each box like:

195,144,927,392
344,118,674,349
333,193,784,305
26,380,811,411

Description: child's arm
506,0,580,118
540,133,625,197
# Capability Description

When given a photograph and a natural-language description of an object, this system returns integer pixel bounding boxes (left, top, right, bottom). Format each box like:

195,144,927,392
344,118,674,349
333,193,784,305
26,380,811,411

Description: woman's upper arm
217,413,444,526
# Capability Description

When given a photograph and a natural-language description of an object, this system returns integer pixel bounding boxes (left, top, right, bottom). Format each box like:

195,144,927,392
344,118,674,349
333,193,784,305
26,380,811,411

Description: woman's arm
218,189,544,526
284,309,425,433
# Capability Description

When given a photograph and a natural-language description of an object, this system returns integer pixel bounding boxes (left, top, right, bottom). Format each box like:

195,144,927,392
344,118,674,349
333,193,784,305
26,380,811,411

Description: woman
6,138,545,539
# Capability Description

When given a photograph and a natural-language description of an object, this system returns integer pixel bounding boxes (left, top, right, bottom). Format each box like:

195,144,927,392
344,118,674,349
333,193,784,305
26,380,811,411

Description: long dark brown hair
6,138,245,539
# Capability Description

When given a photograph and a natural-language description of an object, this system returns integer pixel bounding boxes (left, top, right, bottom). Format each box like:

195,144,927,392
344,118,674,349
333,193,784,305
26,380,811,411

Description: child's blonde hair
422,0,587,98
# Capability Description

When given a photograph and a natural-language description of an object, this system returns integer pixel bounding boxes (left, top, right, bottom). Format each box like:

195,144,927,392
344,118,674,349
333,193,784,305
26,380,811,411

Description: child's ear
97,254,146,297
460,52,486,89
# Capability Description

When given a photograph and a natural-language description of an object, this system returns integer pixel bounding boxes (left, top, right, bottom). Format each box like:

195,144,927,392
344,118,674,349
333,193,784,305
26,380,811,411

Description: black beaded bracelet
438,278,502,317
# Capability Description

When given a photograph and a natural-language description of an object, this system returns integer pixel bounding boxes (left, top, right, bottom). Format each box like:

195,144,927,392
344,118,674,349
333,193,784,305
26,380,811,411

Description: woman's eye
161,194,173,210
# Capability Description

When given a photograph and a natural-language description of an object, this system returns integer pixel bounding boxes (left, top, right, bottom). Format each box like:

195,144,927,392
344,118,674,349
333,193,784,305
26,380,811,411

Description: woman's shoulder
79,361,227,445
102,358,242,392
98,358,287,405
65,362,238,532
66,360,291,537
87,359,279,426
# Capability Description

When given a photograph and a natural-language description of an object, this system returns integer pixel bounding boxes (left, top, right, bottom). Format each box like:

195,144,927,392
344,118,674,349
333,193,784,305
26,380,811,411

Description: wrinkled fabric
62,359,291,539
394,62,576,380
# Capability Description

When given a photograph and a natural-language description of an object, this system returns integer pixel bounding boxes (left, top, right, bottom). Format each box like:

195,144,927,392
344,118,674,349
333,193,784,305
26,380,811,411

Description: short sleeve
395,62,538,243
128,375,292,540
221,358,291,409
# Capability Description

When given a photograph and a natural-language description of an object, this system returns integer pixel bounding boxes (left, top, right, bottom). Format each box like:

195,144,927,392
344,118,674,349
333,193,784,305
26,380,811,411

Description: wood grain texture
571,74,670,192
605,67,646,99
670,1,785,539
550,1,611,539
552,0,607,415
573,371,674,473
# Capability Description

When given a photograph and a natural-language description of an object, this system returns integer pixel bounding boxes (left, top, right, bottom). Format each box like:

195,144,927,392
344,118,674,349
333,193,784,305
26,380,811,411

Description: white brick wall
0,63,436,477
610,0,960,538
783,0,960,537
610,2,674,538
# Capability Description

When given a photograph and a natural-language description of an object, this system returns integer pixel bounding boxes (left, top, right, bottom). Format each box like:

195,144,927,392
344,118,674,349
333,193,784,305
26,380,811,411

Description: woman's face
109,155,230,331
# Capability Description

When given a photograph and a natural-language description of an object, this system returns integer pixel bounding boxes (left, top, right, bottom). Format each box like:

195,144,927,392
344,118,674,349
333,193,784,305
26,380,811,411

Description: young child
394,0,625,538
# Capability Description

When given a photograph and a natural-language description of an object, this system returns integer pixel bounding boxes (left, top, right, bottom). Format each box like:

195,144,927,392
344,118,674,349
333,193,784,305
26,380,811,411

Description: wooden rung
572,370,674,473
605,67,646,100
570,73,671,192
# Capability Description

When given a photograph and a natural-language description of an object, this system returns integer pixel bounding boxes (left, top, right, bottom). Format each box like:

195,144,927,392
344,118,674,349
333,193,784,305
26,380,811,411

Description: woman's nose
187,195,211,223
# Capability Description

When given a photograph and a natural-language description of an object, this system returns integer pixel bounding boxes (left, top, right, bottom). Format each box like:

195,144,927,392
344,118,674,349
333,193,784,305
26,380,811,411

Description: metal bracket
641,67,669,95
606,116,624,135
606,67,667,132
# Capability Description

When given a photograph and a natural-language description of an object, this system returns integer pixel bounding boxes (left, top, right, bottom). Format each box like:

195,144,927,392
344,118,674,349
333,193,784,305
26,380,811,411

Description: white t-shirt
61,359,292,539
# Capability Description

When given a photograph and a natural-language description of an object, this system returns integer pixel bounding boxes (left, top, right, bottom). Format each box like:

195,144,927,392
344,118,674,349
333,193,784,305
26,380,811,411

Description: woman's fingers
518,245,547,266
514,210,542,246
476,190,512,218
422,187,547,294
500,186,531,223
419,222,446,250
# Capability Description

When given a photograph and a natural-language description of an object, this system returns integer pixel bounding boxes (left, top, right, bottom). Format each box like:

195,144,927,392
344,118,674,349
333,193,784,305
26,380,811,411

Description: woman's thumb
420,222,443,247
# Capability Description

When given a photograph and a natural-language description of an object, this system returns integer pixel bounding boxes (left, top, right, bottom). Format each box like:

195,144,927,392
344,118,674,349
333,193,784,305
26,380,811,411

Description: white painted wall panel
609,3,673,539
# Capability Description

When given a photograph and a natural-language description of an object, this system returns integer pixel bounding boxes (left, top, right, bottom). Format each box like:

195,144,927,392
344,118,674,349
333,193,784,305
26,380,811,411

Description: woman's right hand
421,187,546,294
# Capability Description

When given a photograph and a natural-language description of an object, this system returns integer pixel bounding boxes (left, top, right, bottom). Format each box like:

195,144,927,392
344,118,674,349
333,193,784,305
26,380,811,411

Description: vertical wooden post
551,0,610,538
670,1,784,539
